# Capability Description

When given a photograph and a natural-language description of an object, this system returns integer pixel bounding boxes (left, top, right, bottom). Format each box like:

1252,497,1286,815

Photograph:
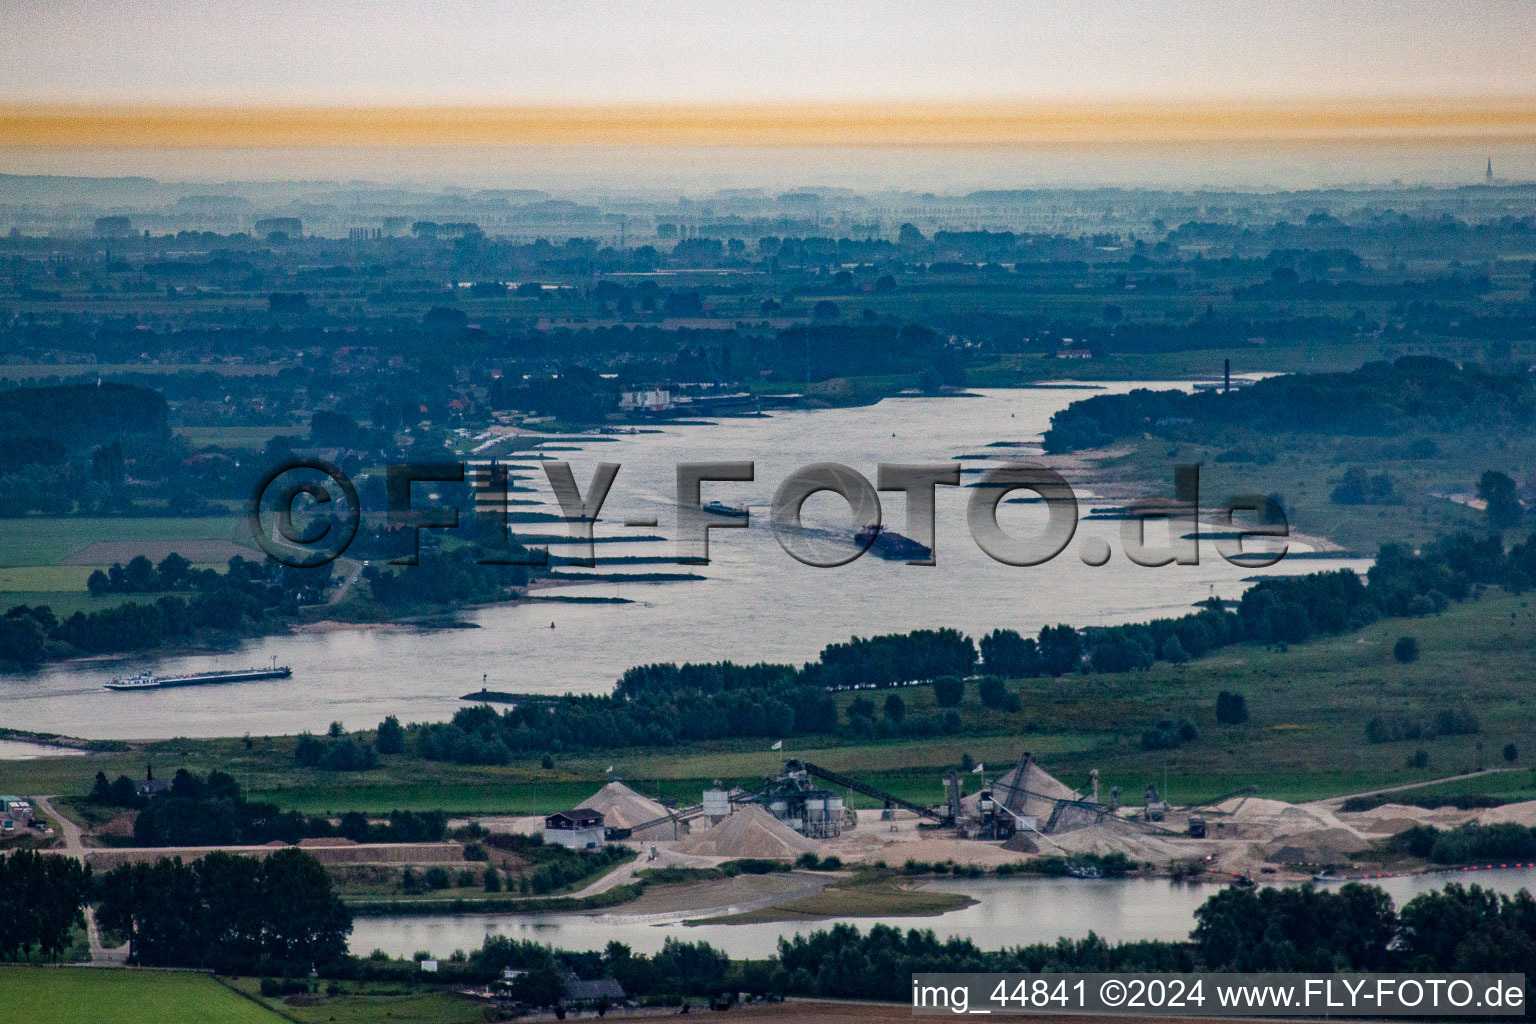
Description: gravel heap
674,805,818,859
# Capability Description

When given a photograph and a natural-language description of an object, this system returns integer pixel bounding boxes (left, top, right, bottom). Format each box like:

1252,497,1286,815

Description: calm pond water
0,384,1366,739
0,738,85,760
350,869,1536,960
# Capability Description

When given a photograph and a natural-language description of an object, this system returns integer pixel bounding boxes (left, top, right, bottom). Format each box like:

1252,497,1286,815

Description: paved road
327,557,363,604
1304,768,1517,809
31,795,83,854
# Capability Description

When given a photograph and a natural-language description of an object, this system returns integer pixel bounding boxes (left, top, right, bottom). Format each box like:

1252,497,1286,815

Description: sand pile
1001,834,1038,854
1264,827,1368,865
674,805,818,859
966,758,1083,822
581,782,670,830
1352,802,1438,822
1213,797,1294,819
1341,802,1480,832
1359,817,1425,836
1050,823,1184,861
1477,801,1536,827
1212,797,1375,841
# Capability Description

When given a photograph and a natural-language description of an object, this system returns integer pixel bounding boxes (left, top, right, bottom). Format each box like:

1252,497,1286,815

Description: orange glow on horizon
2,99,1534,149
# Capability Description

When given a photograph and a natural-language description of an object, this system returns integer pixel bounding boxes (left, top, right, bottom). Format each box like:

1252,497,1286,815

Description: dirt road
1305,768,1517,809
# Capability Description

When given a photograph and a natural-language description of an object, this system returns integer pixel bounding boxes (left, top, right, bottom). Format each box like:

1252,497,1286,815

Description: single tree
375,715,405,755
1477,470,1523,529
1215,691,1249,725
932,675,965,707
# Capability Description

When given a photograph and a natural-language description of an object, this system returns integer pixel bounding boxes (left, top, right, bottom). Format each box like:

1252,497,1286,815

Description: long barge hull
105,667,292,690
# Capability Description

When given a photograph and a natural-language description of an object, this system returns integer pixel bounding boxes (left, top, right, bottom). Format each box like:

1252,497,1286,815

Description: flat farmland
0,516,250,568
174,424,295,450
1,966,284,1024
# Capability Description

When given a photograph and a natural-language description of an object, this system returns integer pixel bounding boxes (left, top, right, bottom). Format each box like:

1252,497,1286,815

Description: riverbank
4,586,1534,821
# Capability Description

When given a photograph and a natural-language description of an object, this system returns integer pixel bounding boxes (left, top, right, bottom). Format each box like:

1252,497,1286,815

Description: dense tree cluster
1393,822,1536,865
2,555,324,666
802,628,977,688
841,691,962,741
1364,706,1480,744
766,323,963,385
1140,718,1200,751
0,850,91,962
361,545,532,607
416,631,975,763
1043,357,1535,453
89,767,445,846
95,849,351,972
481,833,631,895
414,681,837,763
294,732,380,771
0,382,167,448
1192,884,1398,971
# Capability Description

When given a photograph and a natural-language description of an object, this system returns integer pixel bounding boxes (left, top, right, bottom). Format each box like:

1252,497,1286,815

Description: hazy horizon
0,140,1526,196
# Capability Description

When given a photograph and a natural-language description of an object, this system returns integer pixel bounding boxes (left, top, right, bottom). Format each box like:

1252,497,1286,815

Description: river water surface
0,384,1364,739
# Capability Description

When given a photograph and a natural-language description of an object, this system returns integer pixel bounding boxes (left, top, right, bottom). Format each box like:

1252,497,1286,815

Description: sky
1,0,1532,107
0,1,1529,187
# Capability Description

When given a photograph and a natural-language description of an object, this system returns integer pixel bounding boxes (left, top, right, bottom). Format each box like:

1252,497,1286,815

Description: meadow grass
224,977,486,1024
174,425,294,450
0,966,283,1024
0,591,152,616
0,516,248,567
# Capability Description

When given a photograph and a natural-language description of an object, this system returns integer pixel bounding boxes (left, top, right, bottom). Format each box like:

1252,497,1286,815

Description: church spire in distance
1487,157,1494,184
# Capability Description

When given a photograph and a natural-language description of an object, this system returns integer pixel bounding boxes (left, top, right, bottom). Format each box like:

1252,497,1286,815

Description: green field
224,978,485,1024
0,566,100,591
0,967,283,1024
0,591,152,616
174,425,295,450
0,516,253,615
0,516,248,568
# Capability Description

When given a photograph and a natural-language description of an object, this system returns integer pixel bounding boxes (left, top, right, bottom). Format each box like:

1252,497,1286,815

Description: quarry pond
349,867,1536,961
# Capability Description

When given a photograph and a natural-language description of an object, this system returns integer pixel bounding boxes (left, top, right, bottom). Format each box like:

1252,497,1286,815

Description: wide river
350,869,1536,960
0,384,1365,739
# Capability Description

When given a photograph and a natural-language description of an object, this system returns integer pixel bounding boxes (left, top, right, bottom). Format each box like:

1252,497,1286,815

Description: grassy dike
2,589,1535,821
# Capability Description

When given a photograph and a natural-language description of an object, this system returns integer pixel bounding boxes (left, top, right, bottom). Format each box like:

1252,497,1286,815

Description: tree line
1042,357,1535,453
407,532,1518,764
0,850,91,963
95,848,351,973
88,767,446,846
1,554,326,667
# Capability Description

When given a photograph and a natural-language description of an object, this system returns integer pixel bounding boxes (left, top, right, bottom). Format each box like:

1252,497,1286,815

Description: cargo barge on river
104,661,292,691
